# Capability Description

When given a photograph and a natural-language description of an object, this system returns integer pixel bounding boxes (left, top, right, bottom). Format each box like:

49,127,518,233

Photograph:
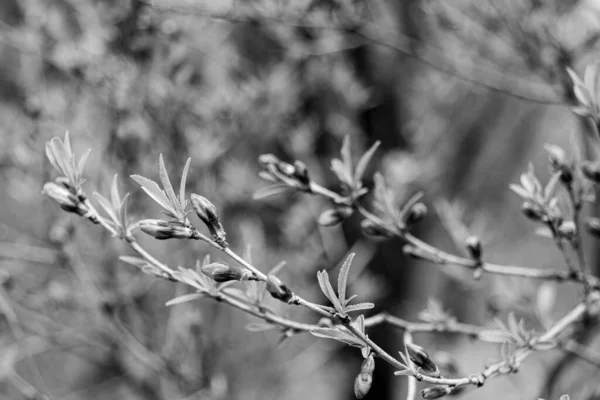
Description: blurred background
1,0,600,399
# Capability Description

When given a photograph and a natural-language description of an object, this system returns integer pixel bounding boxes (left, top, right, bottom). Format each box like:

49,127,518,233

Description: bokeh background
1,0,600,399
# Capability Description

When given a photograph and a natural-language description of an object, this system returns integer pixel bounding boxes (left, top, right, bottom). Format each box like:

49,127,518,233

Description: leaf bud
293,160,310,186
201,262,257,282
405,203,428,225
43,182,89,217
139,219,194,240
546,145,572,183
354,371,372,399
406,343,441,377
465,235,482,260
581,160,600,183
585,217,600,238
420,386,453,399
191,194,219,225
266,275,294,303
361,354,375,375
546,145,567,169
191,194,228,246
318,207,353,226
55,176,77,194
521,201,544,221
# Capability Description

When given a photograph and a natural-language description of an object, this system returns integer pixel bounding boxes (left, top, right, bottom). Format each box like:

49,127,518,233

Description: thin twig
403,331,418,400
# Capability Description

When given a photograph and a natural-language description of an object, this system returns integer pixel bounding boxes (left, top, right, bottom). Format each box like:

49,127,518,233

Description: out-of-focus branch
143,1,565,105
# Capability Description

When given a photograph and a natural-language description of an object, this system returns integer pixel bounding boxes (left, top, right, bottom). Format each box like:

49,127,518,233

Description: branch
308,182,600,289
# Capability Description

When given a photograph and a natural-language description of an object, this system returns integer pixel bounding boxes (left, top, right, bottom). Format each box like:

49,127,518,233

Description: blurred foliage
0,0,599,399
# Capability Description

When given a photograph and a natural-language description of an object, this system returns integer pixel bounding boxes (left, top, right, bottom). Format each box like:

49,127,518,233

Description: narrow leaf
63,132,72,158
158,154,178,209
49,138,72,181
584,64,598,98
120,193,130,230
310,327,363,347
544,172,561,202
343,294,358,306
269,261,286,276
337,253,355,305
509,184,530,200
93,192,119,225
45,143,58,172
179,157,191,209
331,158,353,187
354,141,381,183
566,67,584,87
166,293,205,306
344,303,375,313
110,175,121,210
317,270,343,312
130,175,172,211
252,184,292,200
77,148,92,177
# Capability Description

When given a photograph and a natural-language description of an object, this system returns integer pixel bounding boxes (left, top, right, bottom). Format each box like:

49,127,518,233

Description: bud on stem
421,386,453,399
465,236,482,260
43,182,95,222
266,275,294,303
139,219,195,240
191,194,228,246
521,201,544,221
406,343,441,377
201,262,257,282
354,372,372,399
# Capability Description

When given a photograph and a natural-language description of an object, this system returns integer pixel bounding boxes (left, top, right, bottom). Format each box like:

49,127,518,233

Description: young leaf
544,172,561,202
337,253,355,305
166,293,205,306
120,193,130,230
354,141,381,183
317,270,343,312
110,175,121,210
93,192,119,225
131,175,173,212
509,184,530,200
310,327,364,347
253,184,292,200
179,157,191,209
331,158,354,187
159,154,178,208
344,303,375,313
77,148,92,176
584,63,598,98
